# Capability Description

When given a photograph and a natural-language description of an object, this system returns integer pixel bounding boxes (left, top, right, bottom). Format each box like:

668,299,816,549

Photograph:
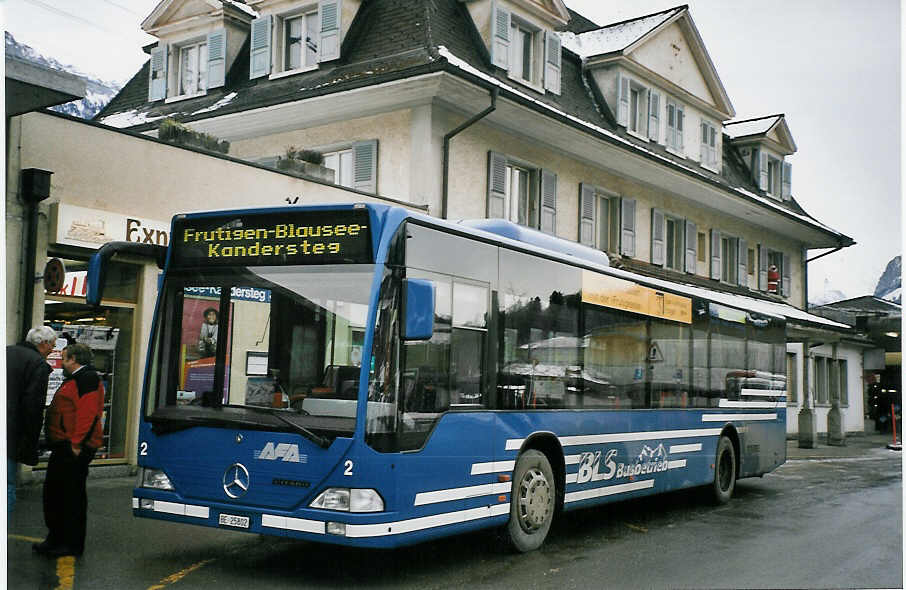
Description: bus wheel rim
518,468,552,532
719,449,733,491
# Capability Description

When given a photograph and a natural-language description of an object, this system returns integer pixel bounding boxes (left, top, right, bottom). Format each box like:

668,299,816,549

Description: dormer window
282,11,319,72
511,23,534,82
700,119,718,170
617,74,660,141
179,40,208,96
488,4,561,95
666,99,685,153
766,155,782,197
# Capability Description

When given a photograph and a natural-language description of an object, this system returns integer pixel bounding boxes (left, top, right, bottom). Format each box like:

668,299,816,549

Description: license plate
218,513,250,529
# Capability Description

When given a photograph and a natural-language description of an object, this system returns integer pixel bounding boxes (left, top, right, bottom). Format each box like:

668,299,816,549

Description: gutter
442,87,498,219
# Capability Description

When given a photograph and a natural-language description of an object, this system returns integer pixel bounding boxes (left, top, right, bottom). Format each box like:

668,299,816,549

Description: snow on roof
96,108,166,128
192,92,238,115
222,0,257,18
725,115,780,139
558,7,683,58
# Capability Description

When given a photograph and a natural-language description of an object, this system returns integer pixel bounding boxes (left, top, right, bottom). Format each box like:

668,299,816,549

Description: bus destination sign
171,209,372,267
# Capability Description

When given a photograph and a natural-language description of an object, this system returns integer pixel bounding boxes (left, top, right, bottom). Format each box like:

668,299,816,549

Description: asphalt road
7,442,902,589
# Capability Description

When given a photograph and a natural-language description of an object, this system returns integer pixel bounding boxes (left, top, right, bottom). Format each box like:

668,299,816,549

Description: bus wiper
270,411,331,449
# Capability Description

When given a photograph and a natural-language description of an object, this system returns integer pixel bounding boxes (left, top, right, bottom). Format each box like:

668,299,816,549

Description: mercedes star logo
223,463,250,499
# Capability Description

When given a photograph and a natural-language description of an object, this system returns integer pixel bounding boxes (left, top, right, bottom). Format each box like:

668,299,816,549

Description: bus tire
506,449,555,552
711,436,736,504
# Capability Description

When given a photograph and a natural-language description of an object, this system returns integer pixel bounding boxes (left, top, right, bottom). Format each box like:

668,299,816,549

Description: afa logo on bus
254,442,308,463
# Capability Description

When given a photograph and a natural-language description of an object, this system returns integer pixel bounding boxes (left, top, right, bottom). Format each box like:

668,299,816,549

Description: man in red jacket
33,343,104,558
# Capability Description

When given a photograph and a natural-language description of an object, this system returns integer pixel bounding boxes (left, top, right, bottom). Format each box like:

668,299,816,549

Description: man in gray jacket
7,326,56,512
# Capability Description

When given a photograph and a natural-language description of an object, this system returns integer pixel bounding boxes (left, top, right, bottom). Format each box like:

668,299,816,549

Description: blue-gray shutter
544,31,561,95
319,0,340,62
353,139,378,193
620,198,636,257
710,229,721,280
491,1,510,70
207,28,226,89
651,208,665,266
781,252,791,296
617,73,629,127
781,161,792,200
250,16,272,79
648,91,660,141
759,245,768,291
676,105,684,150
579,183,595,246
758,150,768,191
540,170,557,235
737,238,748,287
684,219,697,273
149,44,168,101
487,151,507,218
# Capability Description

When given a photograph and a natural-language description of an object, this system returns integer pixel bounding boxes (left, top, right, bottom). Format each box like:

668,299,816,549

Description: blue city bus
88,203,787,552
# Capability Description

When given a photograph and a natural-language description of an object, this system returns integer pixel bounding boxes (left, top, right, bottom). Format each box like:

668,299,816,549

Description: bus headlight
310,488,384,512
140,468,174,490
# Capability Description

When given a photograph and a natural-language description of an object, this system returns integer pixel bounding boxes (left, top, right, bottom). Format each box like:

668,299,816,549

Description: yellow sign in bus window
581,271,691,324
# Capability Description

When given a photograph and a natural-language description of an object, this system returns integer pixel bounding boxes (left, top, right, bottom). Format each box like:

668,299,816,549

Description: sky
2,0,902,301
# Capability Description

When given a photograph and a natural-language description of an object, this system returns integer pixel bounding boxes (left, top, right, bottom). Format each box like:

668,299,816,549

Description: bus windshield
145,264,374,436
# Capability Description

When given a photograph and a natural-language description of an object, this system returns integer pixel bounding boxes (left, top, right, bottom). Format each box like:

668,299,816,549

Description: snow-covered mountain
809,279,847,307
874,256,901,304
5,32,120,120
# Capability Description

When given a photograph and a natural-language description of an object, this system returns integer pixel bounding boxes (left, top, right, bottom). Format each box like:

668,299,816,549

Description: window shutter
759,245,768,291
206,29,226,89
491,2,510,70
579,183,596,247
250,16,272,79
737,238,748,287
543,31,561,95
781,253,791,297
149,44,168,101
353,139,378,193
617,73,629,127
487,151,507,218
759,150,768,191
710,229,721,280
650,208,665,266
781,161,792,200
540,170,557,235
648,91,660,141
676,105,684,150
319,0,340,62
620,198,636,257
684,219,697,273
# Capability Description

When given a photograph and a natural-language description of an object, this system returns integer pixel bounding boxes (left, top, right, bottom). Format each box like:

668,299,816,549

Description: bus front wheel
506,450,555,552
711,436,736,504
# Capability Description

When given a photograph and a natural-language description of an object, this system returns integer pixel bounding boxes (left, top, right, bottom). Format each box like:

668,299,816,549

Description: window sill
700,161,721,174
165,91,207,104
665,146,685,158
269,65,319,81
506,72,544,94
626,129,650,142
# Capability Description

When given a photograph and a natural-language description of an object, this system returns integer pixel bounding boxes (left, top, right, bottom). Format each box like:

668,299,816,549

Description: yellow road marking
147,559,216,590
55,556,76,590
8,534,44,543
625,523,648,533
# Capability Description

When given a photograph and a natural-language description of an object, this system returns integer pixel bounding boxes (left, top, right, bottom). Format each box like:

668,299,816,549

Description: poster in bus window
180,295,232,403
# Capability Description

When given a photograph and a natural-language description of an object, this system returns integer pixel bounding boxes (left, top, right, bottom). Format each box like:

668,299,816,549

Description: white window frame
664,214,685,272
766,155,783,198
767,249,783,295
272,7,320,78
627,80,650,140
166,39,208,102
594,190,621,253
700,119,719,171
504,162,539,229
666,99,685,155
322,147,354,188
508,17,542,90
720,234,738,284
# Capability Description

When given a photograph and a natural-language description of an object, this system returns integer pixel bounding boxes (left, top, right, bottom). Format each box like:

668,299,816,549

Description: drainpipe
19,169,52,341
442,88,498,219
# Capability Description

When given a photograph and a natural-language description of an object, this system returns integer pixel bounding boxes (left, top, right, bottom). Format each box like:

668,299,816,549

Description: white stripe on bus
134,498,210,519
741,389,787,398
564,480,654,503
506,427,722,451
414,482,511,506
667,459,687,469
701,413,777,422
669,443,702,453
344,504,511,538
718,399,785,409
261,514,326,534
470,460,515,475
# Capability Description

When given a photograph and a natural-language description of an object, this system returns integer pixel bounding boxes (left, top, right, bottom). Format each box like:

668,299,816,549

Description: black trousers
42,447,94,554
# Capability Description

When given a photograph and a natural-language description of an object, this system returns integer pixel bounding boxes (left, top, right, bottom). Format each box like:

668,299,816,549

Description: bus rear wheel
711,435,736,504
506,449,555,552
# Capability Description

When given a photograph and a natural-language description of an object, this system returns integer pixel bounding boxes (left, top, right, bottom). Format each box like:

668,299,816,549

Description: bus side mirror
402,278,435,341
87,241,167,306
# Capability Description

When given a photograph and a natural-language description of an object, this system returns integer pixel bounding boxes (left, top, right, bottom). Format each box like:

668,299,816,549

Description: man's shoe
32,541,76,557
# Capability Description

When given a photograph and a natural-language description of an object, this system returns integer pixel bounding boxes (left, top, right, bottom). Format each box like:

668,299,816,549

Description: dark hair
203,308,219,319
63,343,93,366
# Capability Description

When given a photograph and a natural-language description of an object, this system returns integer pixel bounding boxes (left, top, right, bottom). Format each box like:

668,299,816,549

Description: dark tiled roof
564,7,599,34
93,0,849,245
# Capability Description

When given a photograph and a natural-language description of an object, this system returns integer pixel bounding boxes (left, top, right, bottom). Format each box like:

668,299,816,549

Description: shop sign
50,202,170,249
